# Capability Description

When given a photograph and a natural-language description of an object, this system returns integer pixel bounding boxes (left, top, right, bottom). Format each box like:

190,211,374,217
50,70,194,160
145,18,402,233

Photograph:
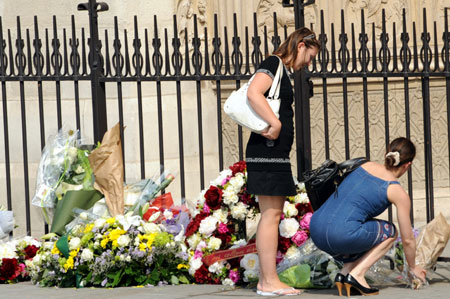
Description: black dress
245,55,297,196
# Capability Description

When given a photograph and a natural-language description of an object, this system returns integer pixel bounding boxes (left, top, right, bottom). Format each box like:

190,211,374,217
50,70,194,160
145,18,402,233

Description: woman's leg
256,195,299,294
340,260,359,275
348,235,397,288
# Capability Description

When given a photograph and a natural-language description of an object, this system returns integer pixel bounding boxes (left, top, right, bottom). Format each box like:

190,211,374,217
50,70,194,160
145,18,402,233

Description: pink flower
221,177,230,186
300,212,312,230
276,251,284,264
291,230,308,247
217,222,229,234
18,263,26,276
229,269,239,283
203,204,210,214
194,250,204,259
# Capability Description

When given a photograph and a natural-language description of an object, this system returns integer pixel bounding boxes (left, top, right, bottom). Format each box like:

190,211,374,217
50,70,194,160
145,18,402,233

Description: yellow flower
146,233,156,248
51,243,61,255
101,238,109,248
84,223,95,234
134,285,144,288
139,243,146,252
177,264,189,270
106,217,116,225
64,256,74,270
69,248,79,258
109,228,126,241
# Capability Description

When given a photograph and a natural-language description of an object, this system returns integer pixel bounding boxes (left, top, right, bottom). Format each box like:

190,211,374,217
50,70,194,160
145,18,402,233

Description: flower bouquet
31,127,96,228
29,214,191,288
185,161,259,286
0,236,41,283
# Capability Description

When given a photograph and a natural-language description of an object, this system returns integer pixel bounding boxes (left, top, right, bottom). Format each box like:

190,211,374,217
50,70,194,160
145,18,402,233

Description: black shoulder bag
302,157,368,211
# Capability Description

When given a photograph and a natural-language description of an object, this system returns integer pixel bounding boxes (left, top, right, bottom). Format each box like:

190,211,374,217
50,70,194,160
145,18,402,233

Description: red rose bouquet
0,236,41,283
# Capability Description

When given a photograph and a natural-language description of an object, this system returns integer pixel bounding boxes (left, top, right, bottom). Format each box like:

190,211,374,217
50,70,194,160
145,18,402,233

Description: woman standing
310,137,427,296
246,28,320,296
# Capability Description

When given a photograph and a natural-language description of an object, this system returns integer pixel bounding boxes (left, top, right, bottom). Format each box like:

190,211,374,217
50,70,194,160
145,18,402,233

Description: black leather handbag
302,157,368,211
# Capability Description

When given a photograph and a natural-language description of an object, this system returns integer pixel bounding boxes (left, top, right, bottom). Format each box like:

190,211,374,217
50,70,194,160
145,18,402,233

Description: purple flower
176,251,189,261
131,249,145,258
101,278,108,287
146,254,153,264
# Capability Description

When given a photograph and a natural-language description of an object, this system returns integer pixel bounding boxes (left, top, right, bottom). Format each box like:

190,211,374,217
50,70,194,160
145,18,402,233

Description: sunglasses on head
303,33,315,40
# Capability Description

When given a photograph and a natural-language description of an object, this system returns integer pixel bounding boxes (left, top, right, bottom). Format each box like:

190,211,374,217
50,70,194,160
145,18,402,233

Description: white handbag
224,56,283,133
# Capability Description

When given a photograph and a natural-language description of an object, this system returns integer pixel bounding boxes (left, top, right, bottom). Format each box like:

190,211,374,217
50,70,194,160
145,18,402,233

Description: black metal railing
0,0,449,239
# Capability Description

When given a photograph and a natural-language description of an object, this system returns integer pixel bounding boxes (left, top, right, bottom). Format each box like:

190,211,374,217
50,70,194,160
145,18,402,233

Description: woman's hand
410,266,427,282
261,120,281,140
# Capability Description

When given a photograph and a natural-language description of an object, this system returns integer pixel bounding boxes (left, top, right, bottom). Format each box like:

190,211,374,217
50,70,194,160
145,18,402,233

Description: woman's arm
247,73,282,140
388,185,427,281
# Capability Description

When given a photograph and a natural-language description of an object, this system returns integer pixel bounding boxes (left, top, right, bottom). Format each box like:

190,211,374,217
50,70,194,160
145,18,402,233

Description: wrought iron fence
0,0,449,251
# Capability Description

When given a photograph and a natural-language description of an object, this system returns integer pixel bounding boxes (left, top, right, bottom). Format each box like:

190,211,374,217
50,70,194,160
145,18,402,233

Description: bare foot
257,281,301,295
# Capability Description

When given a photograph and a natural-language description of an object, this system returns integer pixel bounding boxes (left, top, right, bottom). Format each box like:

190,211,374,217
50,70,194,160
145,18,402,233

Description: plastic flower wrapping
0,205,14,240
0,236,41,283
31,127,95,226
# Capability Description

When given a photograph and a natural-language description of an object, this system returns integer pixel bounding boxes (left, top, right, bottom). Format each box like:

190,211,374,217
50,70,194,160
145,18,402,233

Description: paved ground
1,262,450,299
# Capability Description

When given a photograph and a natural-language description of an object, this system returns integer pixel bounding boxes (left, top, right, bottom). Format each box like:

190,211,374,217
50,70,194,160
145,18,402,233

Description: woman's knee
260,208,283,221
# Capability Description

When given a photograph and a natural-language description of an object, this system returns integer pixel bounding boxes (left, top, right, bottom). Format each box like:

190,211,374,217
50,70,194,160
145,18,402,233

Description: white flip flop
256,287,302,296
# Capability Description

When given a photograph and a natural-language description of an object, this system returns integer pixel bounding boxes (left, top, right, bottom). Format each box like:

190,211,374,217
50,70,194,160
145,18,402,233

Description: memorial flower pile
0,236,41,283
185,161,259,286
29,214,191,287
278,183,314,259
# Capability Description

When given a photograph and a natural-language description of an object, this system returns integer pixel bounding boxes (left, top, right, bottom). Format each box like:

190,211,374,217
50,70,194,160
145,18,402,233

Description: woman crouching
309,137,426,296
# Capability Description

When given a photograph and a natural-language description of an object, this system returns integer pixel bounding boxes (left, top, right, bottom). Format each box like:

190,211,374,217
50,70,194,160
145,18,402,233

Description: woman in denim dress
310,137,427,296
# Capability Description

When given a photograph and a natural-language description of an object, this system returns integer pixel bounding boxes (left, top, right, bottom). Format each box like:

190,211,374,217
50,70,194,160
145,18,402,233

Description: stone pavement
2,262,450,299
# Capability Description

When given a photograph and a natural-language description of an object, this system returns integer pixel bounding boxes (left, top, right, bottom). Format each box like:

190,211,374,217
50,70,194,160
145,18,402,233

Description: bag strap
267,55,283,100
245,55,283,96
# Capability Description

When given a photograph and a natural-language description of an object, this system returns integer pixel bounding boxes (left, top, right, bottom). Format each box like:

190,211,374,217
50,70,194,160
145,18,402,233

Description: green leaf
178,275,190,284
150,268,160,281
170,275,179,285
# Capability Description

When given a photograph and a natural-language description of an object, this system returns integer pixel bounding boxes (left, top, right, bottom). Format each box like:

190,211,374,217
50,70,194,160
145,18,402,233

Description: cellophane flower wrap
0,236,41,283
29,214,191,288
31,127,94,225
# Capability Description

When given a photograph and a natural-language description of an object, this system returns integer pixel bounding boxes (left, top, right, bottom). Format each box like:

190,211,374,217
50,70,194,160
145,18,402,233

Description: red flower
0,258,20,281
213,223,235,249
194,264,221,284
296,203,313,217
185,211,208,237
277,236,292,254
204,186,223,210
24,245,39,260
240,192,257,208
229,161,246,176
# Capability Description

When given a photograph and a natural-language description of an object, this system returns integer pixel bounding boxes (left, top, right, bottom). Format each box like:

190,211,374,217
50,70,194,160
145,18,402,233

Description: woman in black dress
246,28,319,296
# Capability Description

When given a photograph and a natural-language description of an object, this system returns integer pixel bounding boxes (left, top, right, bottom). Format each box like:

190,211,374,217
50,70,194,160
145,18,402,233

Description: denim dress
309,166,398,263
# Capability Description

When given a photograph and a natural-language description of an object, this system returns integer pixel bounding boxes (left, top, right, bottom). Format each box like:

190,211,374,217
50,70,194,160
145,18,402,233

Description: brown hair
273,27,320,68
385,137,416,170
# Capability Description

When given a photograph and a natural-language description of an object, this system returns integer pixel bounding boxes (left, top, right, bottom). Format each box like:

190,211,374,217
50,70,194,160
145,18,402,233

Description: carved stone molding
176,0,207,46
